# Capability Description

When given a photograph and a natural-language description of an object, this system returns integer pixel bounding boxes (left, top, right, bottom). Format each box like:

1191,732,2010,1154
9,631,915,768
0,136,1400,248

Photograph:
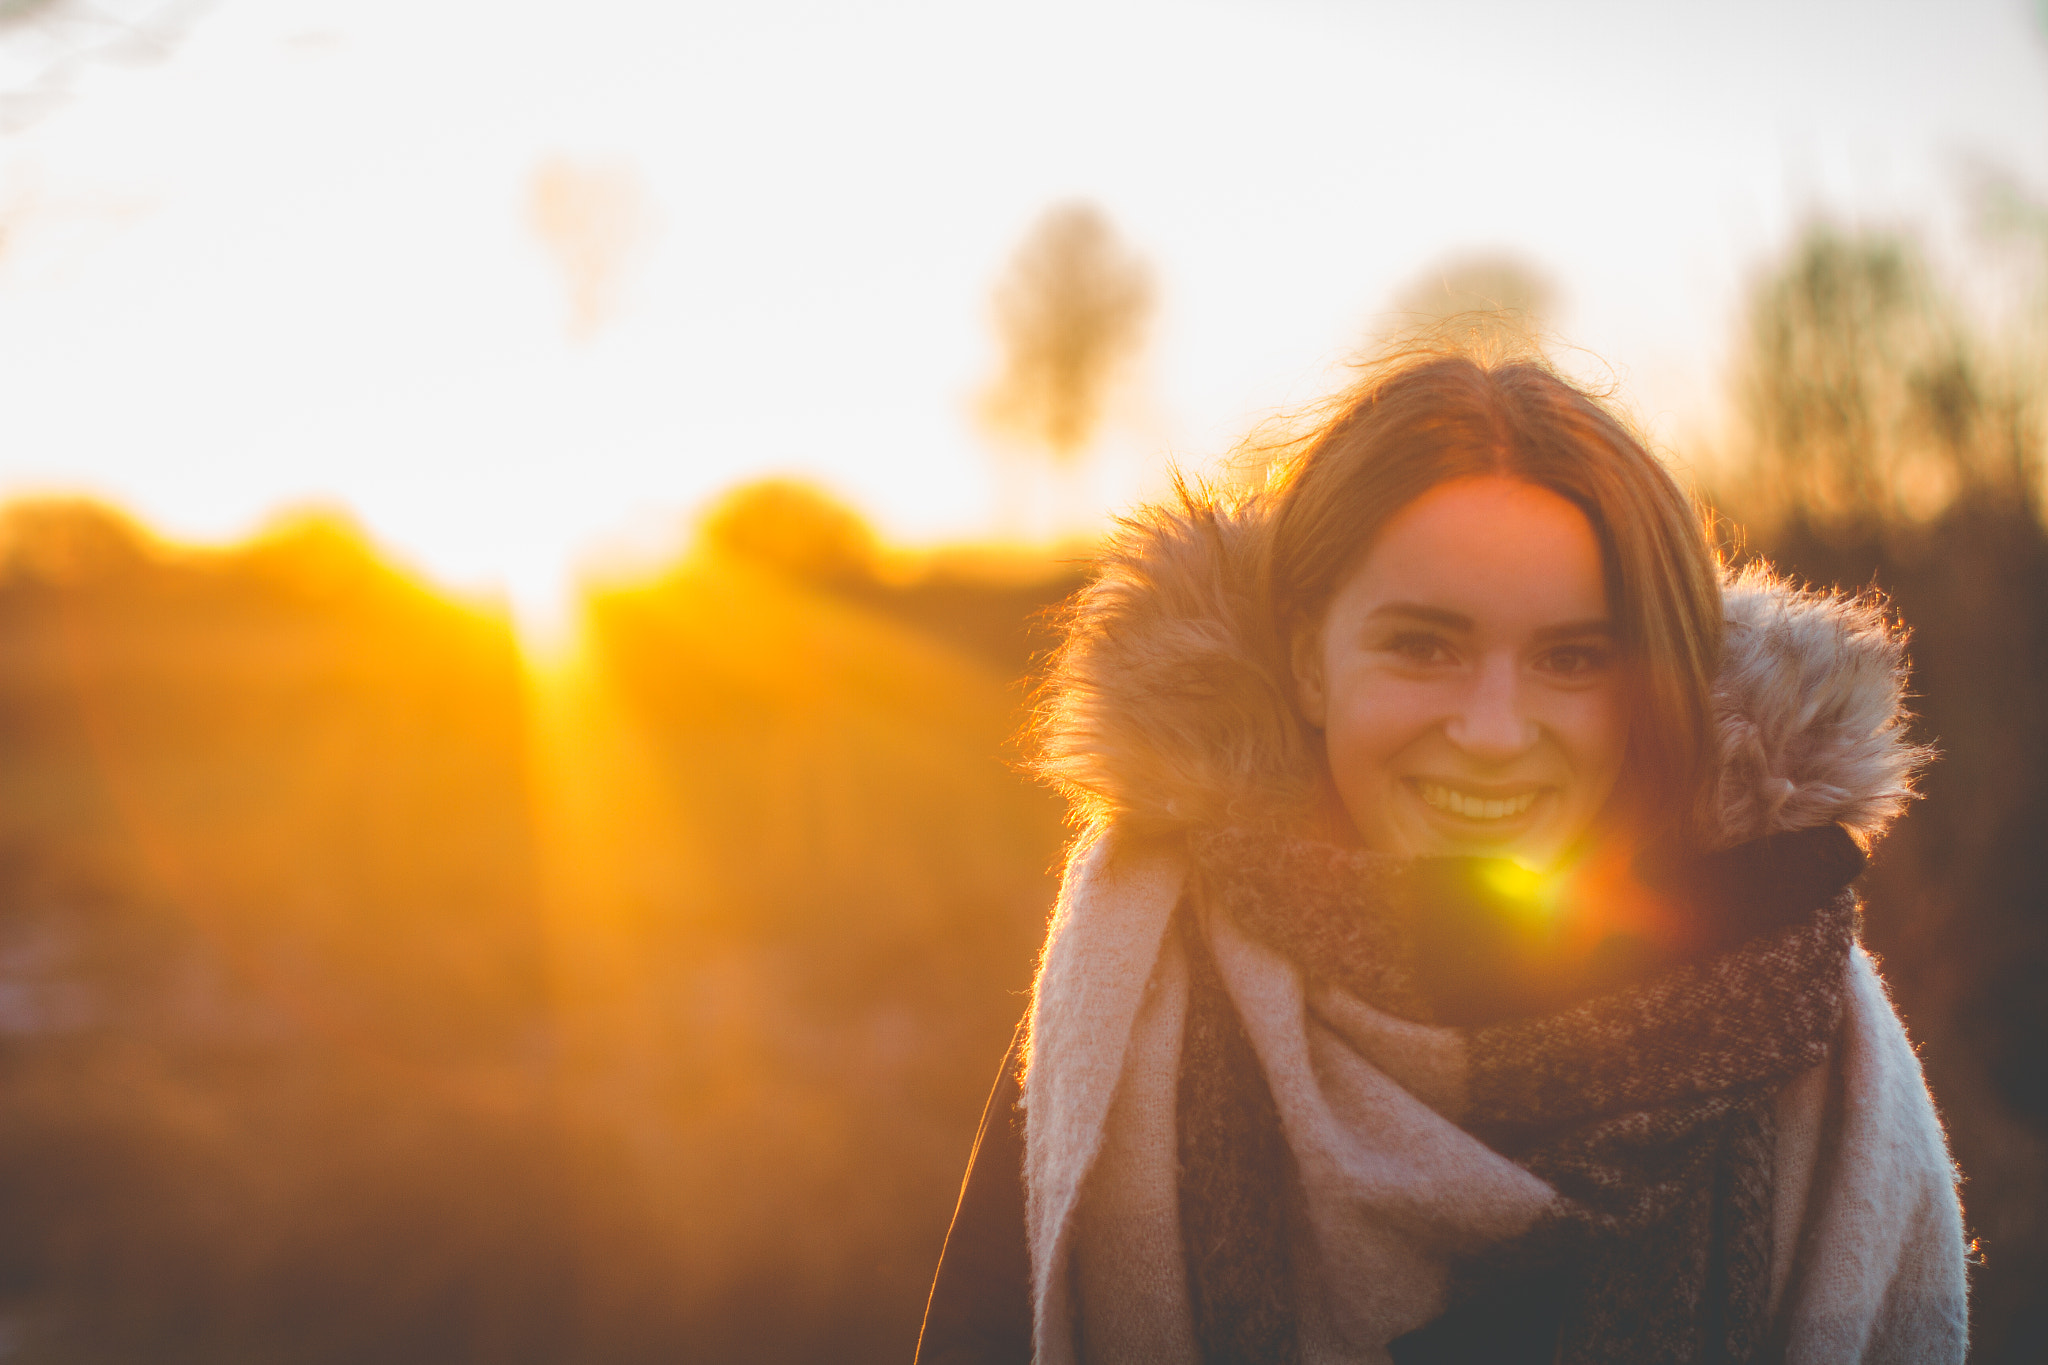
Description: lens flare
1480,859,1566,924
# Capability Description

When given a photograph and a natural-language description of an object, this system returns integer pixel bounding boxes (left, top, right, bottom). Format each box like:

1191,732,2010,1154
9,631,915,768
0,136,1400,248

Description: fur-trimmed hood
1029,489,1927,851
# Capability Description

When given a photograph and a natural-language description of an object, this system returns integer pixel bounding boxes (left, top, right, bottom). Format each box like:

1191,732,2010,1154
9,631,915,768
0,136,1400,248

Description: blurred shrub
698,479,880,587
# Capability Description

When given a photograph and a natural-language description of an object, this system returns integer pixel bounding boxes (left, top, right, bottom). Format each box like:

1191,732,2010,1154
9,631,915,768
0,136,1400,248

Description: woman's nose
1444,658,1537,761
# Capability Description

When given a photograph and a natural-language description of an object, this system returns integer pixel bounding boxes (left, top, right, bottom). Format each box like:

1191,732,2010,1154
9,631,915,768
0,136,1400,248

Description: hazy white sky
0,0,2042,620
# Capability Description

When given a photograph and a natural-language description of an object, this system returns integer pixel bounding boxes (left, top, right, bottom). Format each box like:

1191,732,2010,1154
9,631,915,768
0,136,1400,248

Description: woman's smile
1409,778,1545,828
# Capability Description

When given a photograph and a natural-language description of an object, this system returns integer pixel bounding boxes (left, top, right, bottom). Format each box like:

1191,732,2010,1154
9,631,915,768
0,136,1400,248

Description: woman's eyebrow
1531,619,1614,642
1366,603,1472,630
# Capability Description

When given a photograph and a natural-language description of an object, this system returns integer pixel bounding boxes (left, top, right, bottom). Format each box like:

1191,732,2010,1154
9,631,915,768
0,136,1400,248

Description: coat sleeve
915,1022,1033,1365
1771,947,1970,1364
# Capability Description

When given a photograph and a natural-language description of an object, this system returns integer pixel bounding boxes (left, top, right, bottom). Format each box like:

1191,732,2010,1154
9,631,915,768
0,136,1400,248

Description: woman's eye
1383,632,1451,664
1541,644,1611,677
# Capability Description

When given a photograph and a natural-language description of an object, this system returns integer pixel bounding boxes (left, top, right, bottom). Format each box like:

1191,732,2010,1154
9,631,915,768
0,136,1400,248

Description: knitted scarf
1174,824,1864,1365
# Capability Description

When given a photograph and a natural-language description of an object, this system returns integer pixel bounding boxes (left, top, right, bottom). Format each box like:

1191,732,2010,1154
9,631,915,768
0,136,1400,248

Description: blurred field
0,491,1077,1362
0,225,2042,1363
0,503,569,1362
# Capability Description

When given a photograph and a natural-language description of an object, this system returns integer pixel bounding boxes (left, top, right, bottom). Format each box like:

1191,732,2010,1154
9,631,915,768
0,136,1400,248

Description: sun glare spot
505,569,582,667
1482,860,1566,923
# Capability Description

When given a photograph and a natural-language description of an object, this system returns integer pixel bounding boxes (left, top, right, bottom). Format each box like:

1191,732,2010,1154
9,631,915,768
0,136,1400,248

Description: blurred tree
978,202,1153,469
528,156,650,340
1735,228,2036,534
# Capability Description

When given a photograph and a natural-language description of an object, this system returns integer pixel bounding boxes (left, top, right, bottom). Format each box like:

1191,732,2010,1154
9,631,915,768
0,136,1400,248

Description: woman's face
1293,475,1629,866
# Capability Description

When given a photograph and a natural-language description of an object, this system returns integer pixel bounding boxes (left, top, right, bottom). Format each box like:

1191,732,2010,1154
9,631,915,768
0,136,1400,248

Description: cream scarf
1021,833,1969,1365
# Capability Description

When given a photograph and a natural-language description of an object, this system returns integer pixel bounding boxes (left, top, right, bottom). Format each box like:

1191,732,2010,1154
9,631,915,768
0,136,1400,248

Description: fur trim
1029,487,1927,849
1029,488,1317,836
1712,565,1930,847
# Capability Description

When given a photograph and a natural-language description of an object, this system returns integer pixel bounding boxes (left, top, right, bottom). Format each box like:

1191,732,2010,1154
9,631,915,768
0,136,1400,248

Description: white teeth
1416,783,1538,820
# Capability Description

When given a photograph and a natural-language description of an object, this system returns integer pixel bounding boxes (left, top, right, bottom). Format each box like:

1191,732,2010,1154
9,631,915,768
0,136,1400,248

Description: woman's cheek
1553,682,1629,781
1322,674,1432,791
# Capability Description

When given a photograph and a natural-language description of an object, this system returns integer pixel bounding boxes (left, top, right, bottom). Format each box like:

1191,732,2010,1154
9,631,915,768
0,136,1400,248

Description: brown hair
1261,346,1725,849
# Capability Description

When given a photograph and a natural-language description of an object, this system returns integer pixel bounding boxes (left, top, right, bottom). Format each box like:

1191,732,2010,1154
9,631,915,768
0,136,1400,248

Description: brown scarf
1175,826,1863,1365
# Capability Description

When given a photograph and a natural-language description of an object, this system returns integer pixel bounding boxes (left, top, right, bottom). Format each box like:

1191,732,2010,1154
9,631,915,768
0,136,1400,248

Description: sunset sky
0,0,2041,625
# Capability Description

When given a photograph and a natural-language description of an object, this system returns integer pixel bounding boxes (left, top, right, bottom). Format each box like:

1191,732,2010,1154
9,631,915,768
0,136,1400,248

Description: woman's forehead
1336,476,1610,627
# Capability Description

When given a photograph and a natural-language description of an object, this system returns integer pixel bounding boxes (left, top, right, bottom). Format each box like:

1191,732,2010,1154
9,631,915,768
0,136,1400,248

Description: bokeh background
0,0,2043,1361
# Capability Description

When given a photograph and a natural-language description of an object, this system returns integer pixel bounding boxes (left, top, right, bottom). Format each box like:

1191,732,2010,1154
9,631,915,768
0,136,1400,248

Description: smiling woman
916,344,1968,1364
